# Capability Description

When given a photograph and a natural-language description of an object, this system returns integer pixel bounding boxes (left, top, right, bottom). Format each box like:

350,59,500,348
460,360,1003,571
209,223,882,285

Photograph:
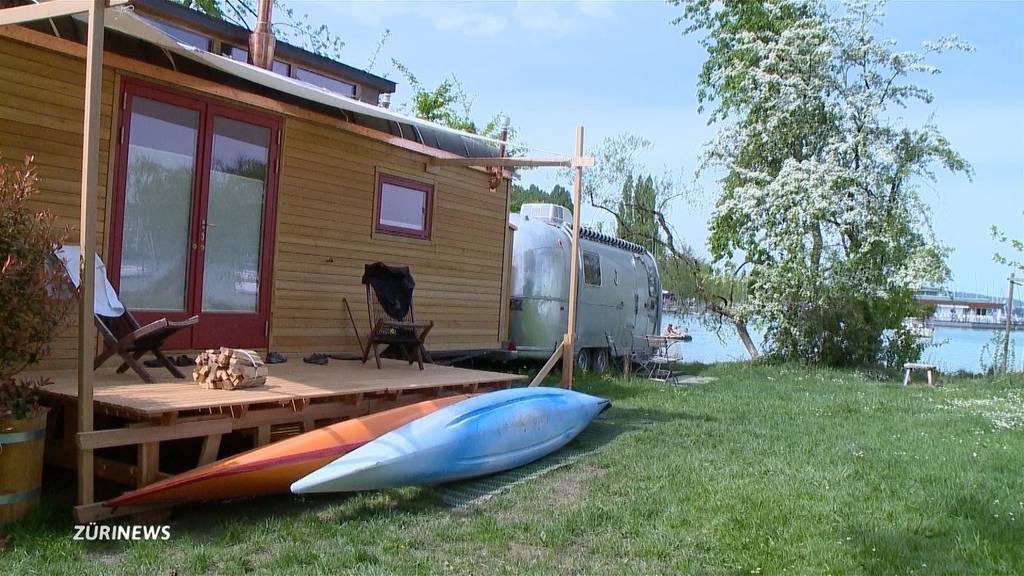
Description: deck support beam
74,0,106,512
560,127,585,389
529,342,564,387
0,0,126,26
0,0,114,521
530,126,586,390
427,156,594,169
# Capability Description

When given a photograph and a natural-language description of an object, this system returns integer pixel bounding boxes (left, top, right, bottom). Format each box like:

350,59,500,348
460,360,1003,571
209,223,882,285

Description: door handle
199,219,216,250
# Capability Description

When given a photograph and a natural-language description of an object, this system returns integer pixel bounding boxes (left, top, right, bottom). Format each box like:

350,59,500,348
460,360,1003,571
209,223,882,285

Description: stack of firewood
193,347,268,390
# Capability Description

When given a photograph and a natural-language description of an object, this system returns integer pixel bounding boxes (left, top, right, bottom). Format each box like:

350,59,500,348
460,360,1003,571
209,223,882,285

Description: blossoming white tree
677,0,972,366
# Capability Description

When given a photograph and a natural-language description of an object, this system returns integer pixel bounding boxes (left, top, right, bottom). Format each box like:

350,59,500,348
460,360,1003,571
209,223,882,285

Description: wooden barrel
0,407,48,524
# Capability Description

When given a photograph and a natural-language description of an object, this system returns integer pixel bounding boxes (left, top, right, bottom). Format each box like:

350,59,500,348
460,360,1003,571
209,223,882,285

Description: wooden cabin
0,0,514,369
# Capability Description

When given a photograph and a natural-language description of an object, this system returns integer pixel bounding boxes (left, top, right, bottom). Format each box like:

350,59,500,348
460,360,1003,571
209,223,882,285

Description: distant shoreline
925,320,1024,331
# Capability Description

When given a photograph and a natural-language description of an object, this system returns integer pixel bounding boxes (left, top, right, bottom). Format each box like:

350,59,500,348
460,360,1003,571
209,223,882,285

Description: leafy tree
510,183,572,214
582,134,759,357
992,213,1024,274
616,174,659,255
675,0,971,367
389,60,521,148
615,175,635,240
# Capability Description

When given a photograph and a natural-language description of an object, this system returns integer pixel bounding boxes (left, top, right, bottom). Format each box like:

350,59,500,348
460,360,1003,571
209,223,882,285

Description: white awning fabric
101,8,502,151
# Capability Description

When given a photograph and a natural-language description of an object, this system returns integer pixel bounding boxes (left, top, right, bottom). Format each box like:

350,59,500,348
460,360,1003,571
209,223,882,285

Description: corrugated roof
100,8,500,159
130,0,397,93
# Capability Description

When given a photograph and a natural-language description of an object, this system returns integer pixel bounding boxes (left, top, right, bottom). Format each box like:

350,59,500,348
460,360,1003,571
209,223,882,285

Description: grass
3,362,1024,574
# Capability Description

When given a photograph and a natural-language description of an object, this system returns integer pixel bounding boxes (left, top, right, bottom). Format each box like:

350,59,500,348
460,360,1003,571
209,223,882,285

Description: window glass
120,96,198,311
583,251,601,286
224,46,289,76
225,45,248,63
295,67,356,96
272,59,290,75
202,116,270,312
376,176,431,238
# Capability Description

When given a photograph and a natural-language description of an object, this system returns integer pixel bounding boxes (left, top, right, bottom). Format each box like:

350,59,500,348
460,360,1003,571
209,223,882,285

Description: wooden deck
32,359,524,513
37,358,523,419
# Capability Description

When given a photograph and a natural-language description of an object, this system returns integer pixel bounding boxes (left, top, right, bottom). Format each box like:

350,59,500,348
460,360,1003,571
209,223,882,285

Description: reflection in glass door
200,117,270,313
118,96,198,312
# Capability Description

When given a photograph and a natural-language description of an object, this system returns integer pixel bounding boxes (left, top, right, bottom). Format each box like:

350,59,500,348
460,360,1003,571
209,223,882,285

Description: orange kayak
105,395,469,507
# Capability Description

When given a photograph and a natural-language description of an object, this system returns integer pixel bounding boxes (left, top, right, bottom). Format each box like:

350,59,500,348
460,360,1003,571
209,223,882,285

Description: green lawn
3,363,1024,575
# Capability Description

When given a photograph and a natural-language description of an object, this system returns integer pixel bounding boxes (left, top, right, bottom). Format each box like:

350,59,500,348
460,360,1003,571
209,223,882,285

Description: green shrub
0,154,72,379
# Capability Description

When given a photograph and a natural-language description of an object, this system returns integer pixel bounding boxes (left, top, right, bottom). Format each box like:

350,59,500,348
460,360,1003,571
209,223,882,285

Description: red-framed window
374,173,433,240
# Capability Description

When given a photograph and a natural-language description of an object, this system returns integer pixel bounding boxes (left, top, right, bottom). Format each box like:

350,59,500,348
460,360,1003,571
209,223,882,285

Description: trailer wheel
591,348,609,374
575,348,591,372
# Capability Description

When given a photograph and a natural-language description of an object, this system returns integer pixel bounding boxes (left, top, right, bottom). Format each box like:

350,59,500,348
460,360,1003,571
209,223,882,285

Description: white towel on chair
56,245,126,319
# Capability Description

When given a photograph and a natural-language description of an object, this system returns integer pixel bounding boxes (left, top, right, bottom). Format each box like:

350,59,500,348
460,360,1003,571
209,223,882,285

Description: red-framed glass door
109,79,279,349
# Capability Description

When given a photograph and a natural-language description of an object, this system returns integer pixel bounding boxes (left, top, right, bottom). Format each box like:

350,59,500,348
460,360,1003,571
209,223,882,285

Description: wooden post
1004,272,1016,373
76,0,105,510
560,126,585,389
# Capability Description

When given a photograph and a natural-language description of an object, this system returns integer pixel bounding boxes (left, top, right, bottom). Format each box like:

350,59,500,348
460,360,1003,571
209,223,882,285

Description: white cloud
420,5,507,37
515,2,573,36
326,1,412,28
326,0,609,39
576,0,613,18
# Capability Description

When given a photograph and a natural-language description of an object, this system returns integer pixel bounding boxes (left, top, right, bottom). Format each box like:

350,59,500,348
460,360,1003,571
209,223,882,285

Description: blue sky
298,0,1022,295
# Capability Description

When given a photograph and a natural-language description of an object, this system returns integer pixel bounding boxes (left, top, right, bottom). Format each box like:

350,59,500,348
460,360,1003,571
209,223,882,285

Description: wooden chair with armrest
58,246,198,383
361,263,433,370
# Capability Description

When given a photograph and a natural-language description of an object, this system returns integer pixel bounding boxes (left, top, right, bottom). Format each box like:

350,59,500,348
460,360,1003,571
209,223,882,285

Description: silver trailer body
508,203,661,369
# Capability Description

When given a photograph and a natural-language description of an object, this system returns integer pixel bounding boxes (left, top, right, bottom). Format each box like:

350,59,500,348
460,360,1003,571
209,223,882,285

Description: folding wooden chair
92,313,199,383
642,334,681,385
57,246,198,383
361,264,433,370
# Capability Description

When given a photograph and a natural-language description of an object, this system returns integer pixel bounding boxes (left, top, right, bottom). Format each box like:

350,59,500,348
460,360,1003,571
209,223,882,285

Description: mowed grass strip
2,363,1022,575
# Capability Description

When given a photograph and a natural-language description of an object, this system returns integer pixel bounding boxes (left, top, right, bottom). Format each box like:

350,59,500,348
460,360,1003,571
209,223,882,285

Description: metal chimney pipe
249,0,275,69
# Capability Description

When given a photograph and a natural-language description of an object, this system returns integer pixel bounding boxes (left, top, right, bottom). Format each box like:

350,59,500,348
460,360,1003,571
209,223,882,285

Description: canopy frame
0,1,591,522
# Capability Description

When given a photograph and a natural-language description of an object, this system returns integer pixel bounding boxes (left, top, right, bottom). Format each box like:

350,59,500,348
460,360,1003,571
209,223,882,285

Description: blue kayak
290,387,609,494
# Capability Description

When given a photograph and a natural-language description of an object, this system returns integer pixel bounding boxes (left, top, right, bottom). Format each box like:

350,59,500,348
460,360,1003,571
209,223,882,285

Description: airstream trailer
506,203,662,372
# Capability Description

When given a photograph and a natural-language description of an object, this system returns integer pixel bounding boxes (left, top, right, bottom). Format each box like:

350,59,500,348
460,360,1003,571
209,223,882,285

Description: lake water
664,313,1024,373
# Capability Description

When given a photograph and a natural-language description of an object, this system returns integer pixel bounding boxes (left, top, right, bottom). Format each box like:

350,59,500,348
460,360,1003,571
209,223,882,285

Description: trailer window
583,251,601,286
375,174,433,239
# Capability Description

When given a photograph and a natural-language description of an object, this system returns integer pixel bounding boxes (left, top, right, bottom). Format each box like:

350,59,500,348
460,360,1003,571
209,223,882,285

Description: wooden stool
903,362,936,386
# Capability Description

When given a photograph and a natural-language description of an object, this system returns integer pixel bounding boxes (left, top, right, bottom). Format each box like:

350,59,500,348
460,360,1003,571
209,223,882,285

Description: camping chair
642,334,682,385
57,246,199,383
361,263,434,370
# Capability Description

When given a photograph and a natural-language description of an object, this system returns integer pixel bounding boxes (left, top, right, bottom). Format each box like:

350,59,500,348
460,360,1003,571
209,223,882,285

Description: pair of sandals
145,351,336,367
146,352,292,368
144,354,194,368
303,352,329,365
302,352,363,365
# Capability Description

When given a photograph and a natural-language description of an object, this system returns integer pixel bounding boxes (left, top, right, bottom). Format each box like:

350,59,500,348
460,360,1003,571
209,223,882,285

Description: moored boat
290,387,609,494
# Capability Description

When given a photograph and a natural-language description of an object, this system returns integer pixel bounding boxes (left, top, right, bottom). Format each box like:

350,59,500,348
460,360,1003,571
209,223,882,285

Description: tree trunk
735,319,760,359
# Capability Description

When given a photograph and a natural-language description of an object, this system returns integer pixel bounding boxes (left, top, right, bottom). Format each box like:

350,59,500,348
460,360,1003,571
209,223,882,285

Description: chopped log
193,348,268,390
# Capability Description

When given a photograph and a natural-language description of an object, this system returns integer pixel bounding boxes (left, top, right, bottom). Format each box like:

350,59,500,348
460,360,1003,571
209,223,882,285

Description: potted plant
0,154,71,523
0,378,50,524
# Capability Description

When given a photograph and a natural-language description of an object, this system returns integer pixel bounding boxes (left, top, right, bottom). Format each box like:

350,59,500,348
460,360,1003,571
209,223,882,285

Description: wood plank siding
0,35,117,367
272,119,510,353
0,33,510,368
